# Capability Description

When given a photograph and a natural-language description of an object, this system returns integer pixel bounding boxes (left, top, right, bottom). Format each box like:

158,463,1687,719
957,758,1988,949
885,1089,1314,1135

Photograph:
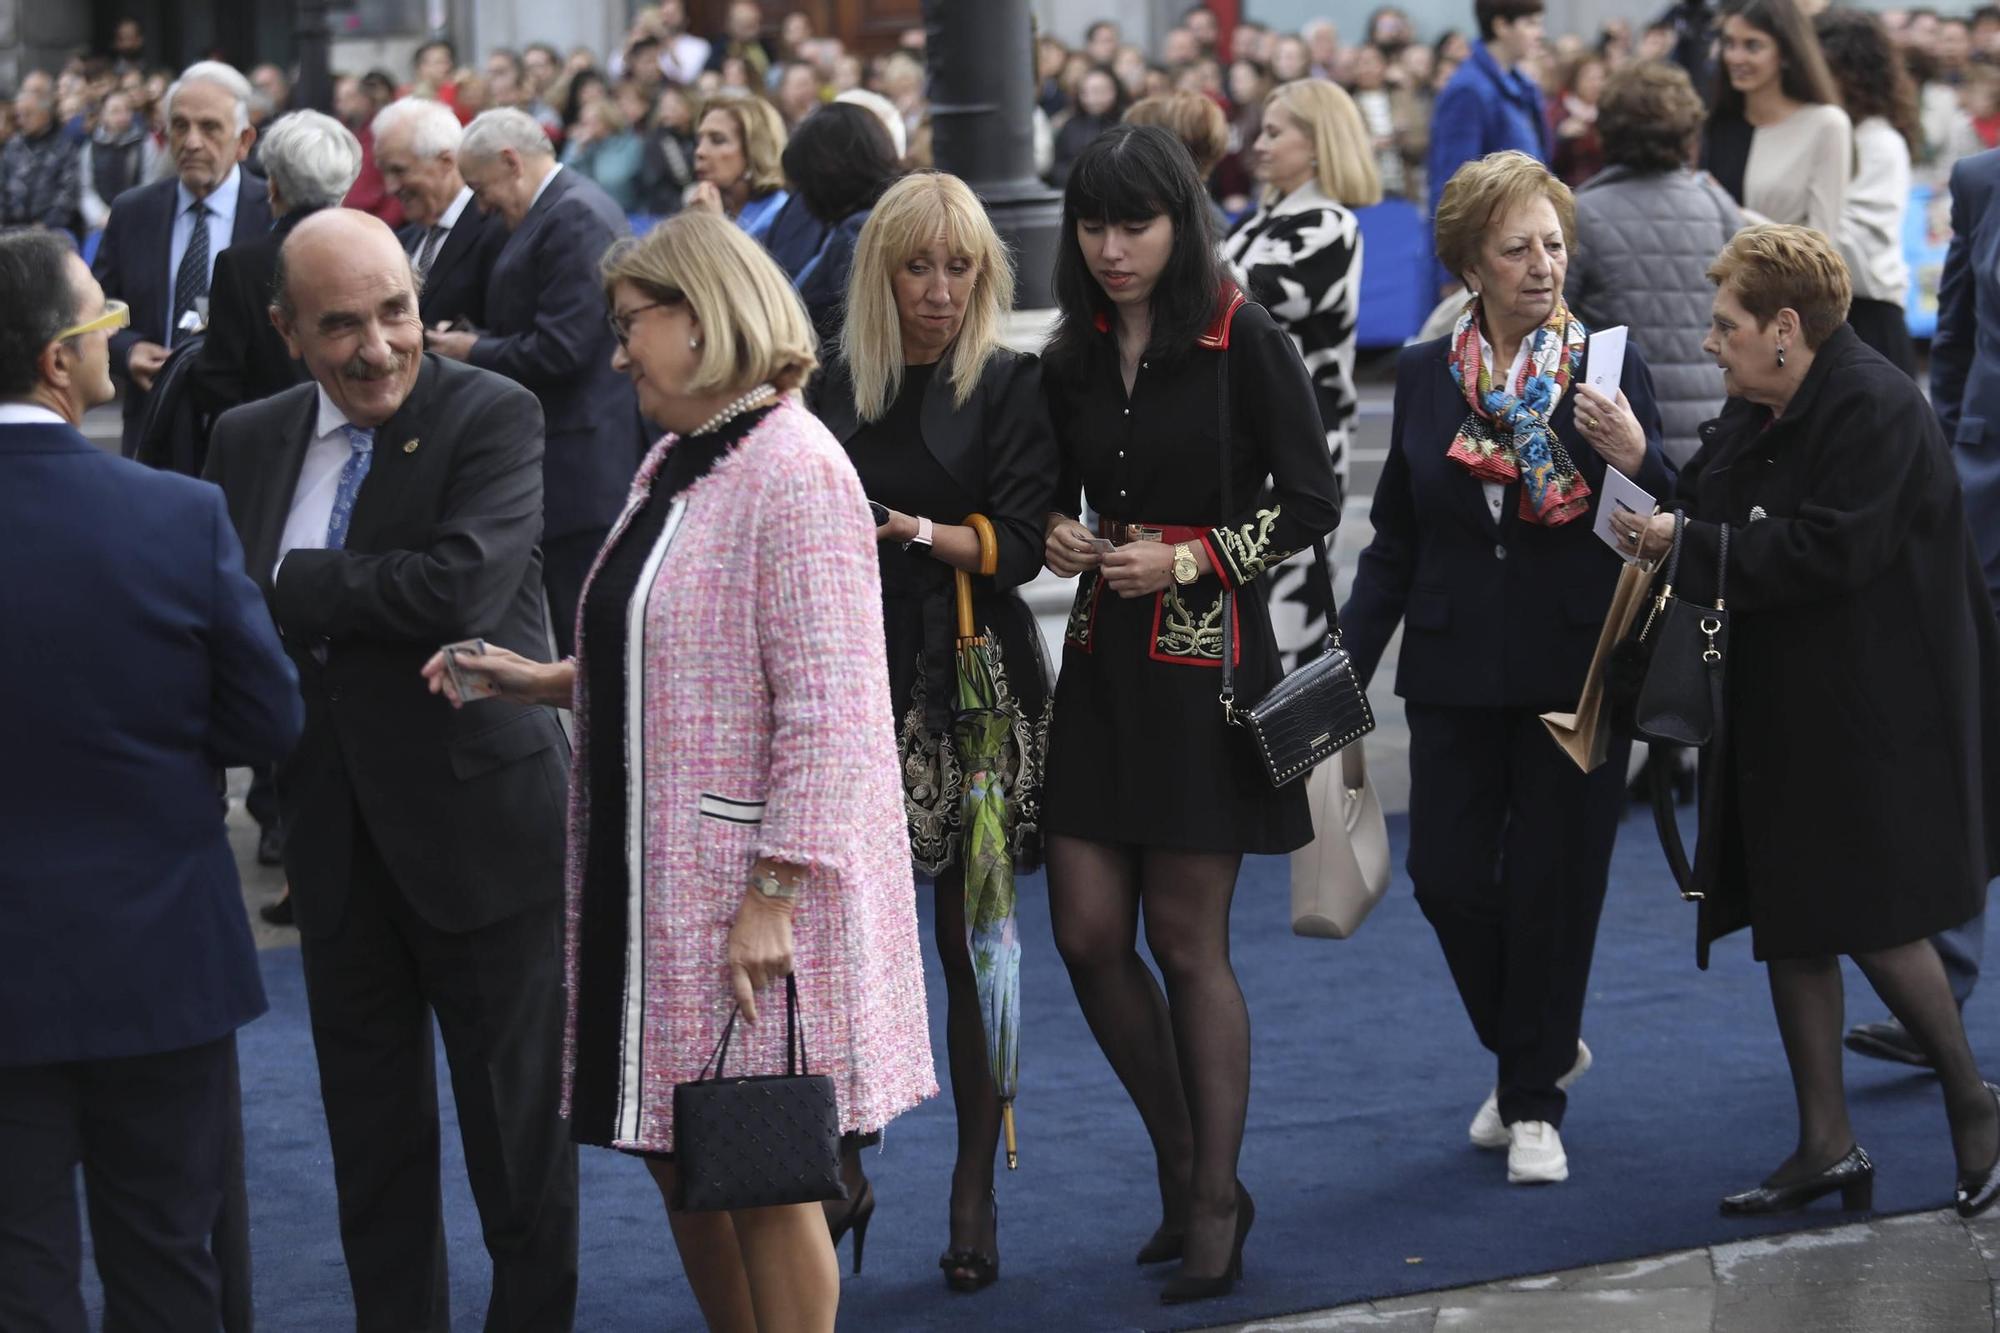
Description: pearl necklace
688,383,778,438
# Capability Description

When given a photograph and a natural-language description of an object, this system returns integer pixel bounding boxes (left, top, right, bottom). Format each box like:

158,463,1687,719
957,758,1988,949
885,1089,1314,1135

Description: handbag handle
696,973,811,1082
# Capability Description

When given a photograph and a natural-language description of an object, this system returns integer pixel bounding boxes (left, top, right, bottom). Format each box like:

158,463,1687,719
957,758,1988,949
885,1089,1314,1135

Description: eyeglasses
56,299,130,342
606,293,683,349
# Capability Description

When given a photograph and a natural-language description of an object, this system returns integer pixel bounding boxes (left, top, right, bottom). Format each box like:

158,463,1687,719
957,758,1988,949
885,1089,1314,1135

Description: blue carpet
208,810,1998,1331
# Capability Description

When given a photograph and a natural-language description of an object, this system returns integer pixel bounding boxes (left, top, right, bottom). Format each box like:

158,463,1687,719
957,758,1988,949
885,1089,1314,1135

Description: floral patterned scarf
1445,295,1592,526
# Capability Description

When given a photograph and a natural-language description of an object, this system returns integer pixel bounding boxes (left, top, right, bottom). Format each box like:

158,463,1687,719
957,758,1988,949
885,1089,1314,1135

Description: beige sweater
1742,102,1853,239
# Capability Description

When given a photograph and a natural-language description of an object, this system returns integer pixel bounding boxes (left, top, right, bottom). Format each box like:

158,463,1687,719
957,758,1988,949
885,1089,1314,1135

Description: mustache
341,351,412,382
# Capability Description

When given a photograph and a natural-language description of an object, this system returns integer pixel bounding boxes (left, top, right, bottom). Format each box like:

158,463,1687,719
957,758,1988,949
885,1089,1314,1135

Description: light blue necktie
323,425,375,551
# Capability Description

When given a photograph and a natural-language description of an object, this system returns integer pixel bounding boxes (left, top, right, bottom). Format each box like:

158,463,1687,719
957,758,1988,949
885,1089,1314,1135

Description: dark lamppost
924,0,1063,308
295,0,332,112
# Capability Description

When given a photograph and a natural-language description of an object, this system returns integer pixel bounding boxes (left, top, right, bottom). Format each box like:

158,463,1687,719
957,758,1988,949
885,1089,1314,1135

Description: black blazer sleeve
93,189,147,376
202,484,303,768
1932,154,1992,441
188,246,253,419
269,385,548,642
984,354,1063,592
1339,343,1424,690
1203,306,1342,590
1619,342,1675,500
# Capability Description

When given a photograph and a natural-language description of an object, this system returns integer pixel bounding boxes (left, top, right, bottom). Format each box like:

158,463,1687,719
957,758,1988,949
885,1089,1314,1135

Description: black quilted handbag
1212,302,1374,788
672,974,846,1213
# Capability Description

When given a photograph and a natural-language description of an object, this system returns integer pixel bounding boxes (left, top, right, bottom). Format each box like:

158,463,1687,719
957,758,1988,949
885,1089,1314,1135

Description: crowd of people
8,1,2000,1332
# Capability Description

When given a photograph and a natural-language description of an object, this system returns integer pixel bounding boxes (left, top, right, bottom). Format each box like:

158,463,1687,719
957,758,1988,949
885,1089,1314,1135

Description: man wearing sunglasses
0,231,302,1329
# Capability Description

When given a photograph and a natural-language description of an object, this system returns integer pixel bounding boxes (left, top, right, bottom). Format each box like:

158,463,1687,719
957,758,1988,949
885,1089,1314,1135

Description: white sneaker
1507,1121,1569,1184
1468,1040,1592,1151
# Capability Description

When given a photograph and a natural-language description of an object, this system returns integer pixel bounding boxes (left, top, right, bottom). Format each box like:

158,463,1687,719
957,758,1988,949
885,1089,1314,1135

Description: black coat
1674,325,2000,960
187,207,316,422
401,201,508,331
202,355,569,937
468,168,647,542
1342,334,1674,710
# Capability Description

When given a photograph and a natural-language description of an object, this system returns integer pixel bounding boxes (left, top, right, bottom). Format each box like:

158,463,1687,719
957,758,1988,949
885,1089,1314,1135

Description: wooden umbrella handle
955,514,999,641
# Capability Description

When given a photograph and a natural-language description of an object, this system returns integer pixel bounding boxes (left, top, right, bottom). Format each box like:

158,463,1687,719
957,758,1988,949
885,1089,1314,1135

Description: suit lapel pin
403,438,420,454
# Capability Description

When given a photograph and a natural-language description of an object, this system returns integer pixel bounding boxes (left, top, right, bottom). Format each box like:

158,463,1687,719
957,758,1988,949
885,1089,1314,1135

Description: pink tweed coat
561,396,935,1152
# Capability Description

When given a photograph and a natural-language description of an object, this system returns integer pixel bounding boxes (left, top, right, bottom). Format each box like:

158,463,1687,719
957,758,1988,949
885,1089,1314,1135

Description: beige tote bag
1290,742,1391,939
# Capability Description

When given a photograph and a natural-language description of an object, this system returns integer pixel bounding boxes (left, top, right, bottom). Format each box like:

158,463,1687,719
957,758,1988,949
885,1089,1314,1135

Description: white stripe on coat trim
616,497,687,1145
697,793,767,824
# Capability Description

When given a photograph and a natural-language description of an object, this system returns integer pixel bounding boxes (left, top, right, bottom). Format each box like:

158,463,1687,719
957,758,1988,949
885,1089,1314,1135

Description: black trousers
300,817,578,1333
542,529,609,660
0,1034,238,1333
1405,704,1630,1128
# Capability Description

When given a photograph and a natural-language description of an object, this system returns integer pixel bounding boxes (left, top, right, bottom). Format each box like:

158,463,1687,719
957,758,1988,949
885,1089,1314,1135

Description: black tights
834,867,1002,1258
1045,834,1248,1280
1766,939,1997,1186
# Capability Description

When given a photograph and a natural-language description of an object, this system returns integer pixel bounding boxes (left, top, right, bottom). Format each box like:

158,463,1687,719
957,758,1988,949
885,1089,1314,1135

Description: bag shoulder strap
1219,304,1237,718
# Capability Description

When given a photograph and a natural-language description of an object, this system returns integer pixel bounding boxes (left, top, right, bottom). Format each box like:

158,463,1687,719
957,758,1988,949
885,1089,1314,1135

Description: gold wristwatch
1171,542,1199,585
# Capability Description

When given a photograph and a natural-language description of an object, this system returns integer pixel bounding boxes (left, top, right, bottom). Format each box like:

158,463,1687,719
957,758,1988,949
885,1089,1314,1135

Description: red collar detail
1091,284,1245,345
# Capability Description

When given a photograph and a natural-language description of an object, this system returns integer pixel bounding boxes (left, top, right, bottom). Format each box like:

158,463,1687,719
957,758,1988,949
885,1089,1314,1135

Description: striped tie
323,426,376,551
415,225,446,277
171,201,211,340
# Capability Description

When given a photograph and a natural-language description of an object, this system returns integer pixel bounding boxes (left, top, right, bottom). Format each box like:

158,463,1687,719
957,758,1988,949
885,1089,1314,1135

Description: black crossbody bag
1213,316,1374,787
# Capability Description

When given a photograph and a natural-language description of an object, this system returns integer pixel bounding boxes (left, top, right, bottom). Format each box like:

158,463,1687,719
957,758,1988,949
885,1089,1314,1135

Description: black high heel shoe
939,1190,999,1293
826,1178,875,1275
1955,1082,2000,1219
1719,1145,1874,1216
1160,1184,1254,1306
1135,1224,1183,1266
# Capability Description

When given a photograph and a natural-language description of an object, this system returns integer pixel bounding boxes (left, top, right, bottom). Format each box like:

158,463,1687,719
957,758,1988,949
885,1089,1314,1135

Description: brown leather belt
1096,519,1206,546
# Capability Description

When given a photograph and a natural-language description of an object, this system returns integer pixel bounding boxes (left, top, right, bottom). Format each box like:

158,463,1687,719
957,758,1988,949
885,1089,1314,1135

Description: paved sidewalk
1203,1208,2000,1332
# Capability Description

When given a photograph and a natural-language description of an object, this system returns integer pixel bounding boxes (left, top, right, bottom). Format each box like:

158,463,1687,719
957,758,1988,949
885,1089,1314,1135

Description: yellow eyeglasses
56,299,131,342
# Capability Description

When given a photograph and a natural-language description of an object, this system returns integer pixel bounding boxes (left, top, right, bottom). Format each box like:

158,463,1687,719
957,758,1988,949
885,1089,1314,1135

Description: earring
690,337,701,350
1776,345,1786,368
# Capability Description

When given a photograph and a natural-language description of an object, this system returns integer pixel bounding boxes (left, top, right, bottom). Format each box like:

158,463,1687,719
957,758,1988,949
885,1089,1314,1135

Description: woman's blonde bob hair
698,92,789,197
1706,223,1853,351
1433,150,1576,285
1263,79,1383,209
841,172,1016,423
601,211,818,397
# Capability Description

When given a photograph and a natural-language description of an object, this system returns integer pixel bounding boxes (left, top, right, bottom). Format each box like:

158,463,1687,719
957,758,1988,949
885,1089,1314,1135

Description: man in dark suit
371,96,508,331
0,231,301,1330
1847,145,2000,1068
190,109,365,423
203,209,578,1332
91,61,274,458
434,107,647,656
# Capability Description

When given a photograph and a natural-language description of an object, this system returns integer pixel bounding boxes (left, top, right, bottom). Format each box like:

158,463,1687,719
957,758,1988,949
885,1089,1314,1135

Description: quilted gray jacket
1565,165,1741,464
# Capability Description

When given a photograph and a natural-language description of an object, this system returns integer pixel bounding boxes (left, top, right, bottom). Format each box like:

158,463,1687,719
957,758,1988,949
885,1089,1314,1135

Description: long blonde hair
841,172,1015,422
1264,79,1383,208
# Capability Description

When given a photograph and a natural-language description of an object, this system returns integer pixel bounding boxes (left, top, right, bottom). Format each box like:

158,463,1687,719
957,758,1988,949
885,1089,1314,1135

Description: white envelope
1585,325,1627,398
1591,466,1658,565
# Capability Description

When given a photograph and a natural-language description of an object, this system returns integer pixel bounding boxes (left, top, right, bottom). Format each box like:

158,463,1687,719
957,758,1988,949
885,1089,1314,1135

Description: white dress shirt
527,163,563,215
166,164,242,347
274,385,362,580
413,185,473,271
1475,332,1534,523
0,404,67,426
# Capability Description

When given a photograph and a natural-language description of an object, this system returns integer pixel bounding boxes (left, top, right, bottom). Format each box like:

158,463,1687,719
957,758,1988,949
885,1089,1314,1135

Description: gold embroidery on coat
1064,572,1101,650
1216,505,1289,583
1155,584,1225,660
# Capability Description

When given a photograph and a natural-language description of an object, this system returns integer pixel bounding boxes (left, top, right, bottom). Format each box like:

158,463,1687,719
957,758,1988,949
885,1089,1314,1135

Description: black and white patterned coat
1221,183,1362,661
1221,182,1363,498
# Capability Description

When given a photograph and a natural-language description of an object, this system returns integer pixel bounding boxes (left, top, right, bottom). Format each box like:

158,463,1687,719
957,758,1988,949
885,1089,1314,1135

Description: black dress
830,358,1057,875
568,403,774,1150
1041,295,1341,854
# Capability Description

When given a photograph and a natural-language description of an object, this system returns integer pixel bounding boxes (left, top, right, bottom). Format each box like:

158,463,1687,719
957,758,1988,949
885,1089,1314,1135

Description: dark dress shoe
1720,1145,1874,1216
1161,1186,1254,1305
256,824,285,867
1956,1083,2000,1219
259,893,294,926
1844,1020,1934,1068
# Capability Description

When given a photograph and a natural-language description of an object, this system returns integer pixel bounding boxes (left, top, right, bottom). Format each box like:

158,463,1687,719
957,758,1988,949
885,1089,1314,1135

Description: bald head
272,210,425,428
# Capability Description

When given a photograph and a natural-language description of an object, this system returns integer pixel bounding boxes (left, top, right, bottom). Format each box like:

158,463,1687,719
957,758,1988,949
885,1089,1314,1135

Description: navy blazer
91,168,273,453
1342,335,1674,712
0,421,301,1067
469,168,647,542
1929,147,2000,610
400,201,508,331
